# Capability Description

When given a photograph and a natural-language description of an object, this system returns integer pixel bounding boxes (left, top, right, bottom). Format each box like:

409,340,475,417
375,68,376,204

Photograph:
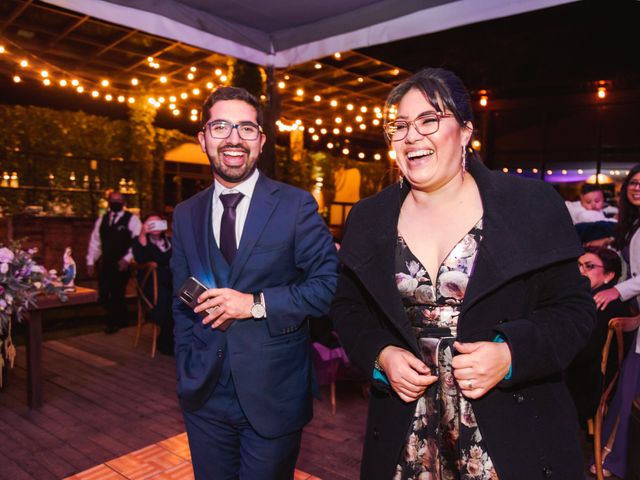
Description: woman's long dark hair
616,164,640,248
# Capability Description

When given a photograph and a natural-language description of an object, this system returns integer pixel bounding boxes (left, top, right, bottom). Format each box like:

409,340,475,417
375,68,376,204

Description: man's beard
207,143,258,184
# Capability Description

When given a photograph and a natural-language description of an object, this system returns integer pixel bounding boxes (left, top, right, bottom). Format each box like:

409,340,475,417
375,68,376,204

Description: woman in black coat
330,68,595,480
132,214,173,355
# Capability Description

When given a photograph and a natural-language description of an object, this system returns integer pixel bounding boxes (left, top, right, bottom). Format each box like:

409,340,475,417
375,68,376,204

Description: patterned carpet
64,432,320,480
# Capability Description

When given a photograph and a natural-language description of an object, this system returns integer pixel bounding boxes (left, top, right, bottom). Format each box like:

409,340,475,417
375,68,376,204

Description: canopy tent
44,0,576,67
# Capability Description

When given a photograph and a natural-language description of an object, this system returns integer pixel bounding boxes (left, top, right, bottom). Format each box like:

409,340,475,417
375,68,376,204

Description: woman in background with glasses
566,247,631,432
331,68,595,479
592,166,640,478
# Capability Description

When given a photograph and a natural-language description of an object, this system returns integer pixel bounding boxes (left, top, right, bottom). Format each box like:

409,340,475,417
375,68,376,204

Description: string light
40,70,48,77
91,90,99,98
19,59,28,68
342,148,349,155
335,117,342,124
334,52,341,59
345,126,353,133
42,78,51,86
160,76,168,83
360,106,367,113
296,88,304,96
101,79,109,87
479,95,488,107
327,142,334,149
373,153,382,161
206,82,214,89
59,79,67,87
187,73,194,80
131,78,139,86
330,100,338,107
13,75,21,83
190,66,197,72
192,88,200,95
355,115,363,122
215,68,222,76
315,118,322,125
76,86,84,93
313,95,321,102
0,46,5,54
320,128,327,134
358,152,365,159
220,75,228,82
532,168,539,174
314,63,322,69
105,94,112,101
333,128,340,134
346,104,354,111
597,86,606,99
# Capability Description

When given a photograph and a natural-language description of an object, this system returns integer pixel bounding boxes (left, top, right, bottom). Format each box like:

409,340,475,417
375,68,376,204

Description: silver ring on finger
466,380,473,390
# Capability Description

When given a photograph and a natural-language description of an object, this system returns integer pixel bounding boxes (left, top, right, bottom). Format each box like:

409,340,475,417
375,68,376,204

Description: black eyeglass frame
384,111,455,142
202,120,264,141
578,261,606,272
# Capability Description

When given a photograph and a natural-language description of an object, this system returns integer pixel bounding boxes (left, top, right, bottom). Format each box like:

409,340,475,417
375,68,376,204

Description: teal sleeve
493,334,513,380
373,368,390,385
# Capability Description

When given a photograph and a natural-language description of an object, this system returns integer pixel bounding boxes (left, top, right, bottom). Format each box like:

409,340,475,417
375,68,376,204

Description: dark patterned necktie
219,192,244,264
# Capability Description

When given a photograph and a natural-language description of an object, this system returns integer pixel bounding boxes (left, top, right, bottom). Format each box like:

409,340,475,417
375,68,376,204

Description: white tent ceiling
44,0,576,67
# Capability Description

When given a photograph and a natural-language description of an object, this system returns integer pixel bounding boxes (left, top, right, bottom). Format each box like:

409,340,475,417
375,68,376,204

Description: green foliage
0,105,189,217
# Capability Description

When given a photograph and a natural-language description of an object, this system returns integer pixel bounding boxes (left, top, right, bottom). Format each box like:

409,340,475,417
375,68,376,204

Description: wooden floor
0,325,367,480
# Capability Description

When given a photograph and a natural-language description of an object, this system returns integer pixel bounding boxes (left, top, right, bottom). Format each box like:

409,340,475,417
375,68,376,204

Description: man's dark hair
584,246,622,283
200,86,263,130
580,183,603,196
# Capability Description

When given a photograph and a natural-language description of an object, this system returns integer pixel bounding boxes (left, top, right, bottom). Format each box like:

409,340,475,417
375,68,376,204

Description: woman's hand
593,287,620,311
452,341,511,399
377,346,438,403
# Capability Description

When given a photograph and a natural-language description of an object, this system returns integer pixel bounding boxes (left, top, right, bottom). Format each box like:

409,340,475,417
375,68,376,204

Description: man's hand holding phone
194,287,253,330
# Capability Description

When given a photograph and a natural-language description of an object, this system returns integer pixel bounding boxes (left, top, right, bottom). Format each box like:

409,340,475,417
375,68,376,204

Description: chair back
131,261,158,311
130,261,159,356
593,316,637,480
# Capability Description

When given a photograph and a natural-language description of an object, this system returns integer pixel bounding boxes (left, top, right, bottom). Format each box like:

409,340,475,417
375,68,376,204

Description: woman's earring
399,176,404,189
461,146,467,180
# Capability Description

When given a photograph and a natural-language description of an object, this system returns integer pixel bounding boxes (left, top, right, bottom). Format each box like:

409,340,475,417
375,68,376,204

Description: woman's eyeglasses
578,261,605,272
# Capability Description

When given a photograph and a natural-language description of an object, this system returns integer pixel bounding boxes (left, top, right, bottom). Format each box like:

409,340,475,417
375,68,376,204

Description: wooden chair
130,261,159,358
593,315,640,480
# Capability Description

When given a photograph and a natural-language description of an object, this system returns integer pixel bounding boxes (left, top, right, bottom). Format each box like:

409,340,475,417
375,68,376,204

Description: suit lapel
190,185,216,286
229,174,279,286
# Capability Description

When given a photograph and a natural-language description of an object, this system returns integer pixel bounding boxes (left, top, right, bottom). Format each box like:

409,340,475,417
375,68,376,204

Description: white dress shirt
86,210,142,266
211,169,259,249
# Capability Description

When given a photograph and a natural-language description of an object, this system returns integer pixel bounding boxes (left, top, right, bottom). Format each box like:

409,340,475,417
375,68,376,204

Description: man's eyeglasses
628,180,640,190
578,261,605,272
203,120,263,141
384,112,454,142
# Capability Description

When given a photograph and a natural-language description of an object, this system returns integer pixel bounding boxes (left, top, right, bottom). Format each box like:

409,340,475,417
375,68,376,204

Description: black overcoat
331,158,596,480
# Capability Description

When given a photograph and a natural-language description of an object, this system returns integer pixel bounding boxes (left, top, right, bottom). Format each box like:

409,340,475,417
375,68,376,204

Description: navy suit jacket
171,172,338,438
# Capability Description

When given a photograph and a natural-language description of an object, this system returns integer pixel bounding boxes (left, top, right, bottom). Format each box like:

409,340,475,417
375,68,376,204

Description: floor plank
0,326,366,480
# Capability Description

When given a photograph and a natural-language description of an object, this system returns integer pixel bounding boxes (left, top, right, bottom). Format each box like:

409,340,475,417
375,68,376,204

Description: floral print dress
393,219,498,480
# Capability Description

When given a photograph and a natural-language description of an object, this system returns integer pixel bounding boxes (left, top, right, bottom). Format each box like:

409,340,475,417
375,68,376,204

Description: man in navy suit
170,86,338,479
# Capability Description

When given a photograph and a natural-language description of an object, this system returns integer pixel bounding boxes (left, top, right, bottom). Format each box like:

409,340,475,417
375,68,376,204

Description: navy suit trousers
182,375,302,480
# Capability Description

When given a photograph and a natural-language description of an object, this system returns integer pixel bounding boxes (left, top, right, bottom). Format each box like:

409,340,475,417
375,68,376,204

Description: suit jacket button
372,428,380,440
217,348,224,358
513,393,524,404
542,466,552,478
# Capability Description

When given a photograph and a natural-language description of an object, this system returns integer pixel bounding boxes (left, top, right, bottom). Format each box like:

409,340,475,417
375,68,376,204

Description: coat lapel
190,184,217,287
340,183,420,354
229,174,279,286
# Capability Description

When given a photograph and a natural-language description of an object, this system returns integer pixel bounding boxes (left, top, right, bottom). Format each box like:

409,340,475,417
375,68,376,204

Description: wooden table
25,286,98,408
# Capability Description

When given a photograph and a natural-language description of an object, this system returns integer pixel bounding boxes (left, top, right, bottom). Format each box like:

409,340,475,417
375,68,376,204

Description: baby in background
566,183,616,224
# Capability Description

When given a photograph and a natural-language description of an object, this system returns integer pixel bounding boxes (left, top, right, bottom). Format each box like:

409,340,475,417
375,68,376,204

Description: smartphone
146,219,168,232
177,276,231,331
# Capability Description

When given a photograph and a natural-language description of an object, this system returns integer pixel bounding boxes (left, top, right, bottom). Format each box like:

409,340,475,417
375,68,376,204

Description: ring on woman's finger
466,380,473,390
205,305,220,315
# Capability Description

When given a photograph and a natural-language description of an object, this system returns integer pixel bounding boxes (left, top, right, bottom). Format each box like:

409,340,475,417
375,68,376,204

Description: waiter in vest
87,190,141,334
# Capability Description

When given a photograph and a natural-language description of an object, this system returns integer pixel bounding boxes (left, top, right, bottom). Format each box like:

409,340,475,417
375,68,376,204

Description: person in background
567,183,615,225
132,213,173,355
565,246,631,430
86,190,141,334
331,67,595,479
594,165,640,311
171,86,338,479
